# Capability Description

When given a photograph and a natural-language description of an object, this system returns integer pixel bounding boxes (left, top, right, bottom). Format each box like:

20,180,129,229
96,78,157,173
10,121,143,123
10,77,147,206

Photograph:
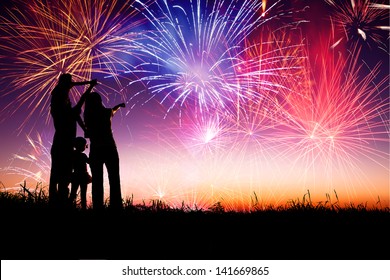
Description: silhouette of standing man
49,73,97,207
84,92,125,210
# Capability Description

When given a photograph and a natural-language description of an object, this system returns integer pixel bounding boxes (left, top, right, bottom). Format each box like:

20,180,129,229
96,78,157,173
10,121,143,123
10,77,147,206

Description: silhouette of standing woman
84,92,125,210
49,73,97,207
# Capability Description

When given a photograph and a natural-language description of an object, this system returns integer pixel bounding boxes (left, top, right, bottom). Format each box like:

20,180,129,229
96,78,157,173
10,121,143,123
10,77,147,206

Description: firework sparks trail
325,0,390,52
270,39,389,200
125,23,308,207
115,17,390,209
127,0,298,121
210,28,309,208
0,132,51,185
119,111,230,209
0,0,147,134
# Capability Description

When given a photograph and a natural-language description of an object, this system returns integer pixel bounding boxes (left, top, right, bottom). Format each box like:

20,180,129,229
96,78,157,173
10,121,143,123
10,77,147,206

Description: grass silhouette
1,181,389,260
2,181,388,212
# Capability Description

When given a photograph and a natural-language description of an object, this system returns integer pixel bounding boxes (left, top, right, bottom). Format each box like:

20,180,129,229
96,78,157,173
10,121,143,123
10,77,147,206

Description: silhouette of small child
69,137,92,210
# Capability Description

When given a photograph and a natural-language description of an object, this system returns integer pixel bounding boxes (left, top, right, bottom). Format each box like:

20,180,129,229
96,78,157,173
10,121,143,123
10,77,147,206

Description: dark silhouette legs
49,147,72,207
90,146,122,210
69,181,88,210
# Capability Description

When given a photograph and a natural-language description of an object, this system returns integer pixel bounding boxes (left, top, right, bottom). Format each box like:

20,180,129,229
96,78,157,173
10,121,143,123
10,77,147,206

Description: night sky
0,0,389,210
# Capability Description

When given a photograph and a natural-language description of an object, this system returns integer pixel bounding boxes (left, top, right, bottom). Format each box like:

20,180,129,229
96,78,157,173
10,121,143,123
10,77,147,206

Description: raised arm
71,79,97,87
74,79,98,111
112,103,126,114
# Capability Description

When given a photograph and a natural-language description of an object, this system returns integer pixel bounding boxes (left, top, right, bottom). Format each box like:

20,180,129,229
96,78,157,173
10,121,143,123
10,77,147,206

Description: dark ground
2,207,389,260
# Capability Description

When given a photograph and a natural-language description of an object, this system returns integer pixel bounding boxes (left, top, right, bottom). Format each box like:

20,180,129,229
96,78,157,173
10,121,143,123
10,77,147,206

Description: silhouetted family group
49,73,125,210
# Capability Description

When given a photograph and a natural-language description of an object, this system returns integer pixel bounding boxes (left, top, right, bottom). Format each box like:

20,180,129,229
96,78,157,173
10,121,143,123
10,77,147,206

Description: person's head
51,73,73,104
58,73,73,86
84,92,105,128
74,136,88,152
85,92,103,110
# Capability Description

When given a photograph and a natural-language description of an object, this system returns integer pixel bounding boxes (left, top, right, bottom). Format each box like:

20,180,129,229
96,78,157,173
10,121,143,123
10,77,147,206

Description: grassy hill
1,182,389,260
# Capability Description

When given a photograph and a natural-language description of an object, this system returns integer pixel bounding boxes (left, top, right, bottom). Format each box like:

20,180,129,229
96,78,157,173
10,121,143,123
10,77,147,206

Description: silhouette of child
69,136,92,210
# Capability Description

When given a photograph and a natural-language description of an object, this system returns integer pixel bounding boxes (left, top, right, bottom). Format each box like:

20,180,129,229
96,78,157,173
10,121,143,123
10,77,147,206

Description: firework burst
0,0,146,134
127,0,293,121
0,132,51,185
271,39,389,201
325,0,390,52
